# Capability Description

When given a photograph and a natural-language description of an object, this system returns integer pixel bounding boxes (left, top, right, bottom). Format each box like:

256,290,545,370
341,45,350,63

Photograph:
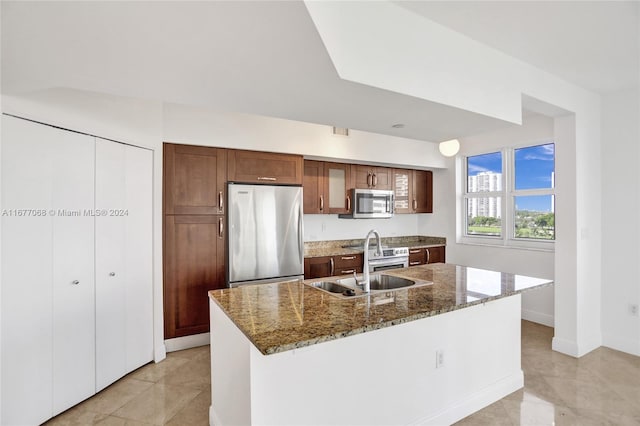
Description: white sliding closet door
51,130,96,416
95,138,127,391
1,116,55,425
124,146,153,372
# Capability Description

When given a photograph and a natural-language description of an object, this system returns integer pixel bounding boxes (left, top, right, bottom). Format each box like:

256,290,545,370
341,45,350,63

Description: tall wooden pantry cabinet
0,115,154,425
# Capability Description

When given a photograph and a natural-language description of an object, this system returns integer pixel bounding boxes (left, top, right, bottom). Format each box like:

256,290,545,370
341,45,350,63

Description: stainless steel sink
335,274,415,291
369,274,416,290
309,281,354,294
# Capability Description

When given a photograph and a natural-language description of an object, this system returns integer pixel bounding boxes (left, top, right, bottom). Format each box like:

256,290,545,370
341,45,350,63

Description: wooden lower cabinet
426,246,445,264
408,246,446,266
164,215,225,338
304,254,363,279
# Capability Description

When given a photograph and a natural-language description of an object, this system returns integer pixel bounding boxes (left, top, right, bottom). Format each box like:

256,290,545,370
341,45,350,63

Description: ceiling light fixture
438,139,460,157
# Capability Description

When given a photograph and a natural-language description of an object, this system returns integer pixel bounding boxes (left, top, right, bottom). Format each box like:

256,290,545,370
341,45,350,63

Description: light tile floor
456,321,640,425
45,321,640,425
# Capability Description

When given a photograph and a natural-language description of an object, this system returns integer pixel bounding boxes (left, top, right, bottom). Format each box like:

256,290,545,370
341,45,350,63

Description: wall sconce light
438,139,460,157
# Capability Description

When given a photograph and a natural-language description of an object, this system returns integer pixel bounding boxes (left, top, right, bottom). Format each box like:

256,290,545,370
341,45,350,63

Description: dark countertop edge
304,242,447,259
209,281,554,356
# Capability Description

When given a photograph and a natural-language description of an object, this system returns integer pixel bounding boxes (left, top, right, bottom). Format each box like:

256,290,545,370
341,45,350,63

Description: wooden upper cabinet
303,160,324,214
324,162,351,214
303,160,352,214
413,170,433,213
164,143,226,215
393,169,413,214
352,165,392,190
228,150,303,185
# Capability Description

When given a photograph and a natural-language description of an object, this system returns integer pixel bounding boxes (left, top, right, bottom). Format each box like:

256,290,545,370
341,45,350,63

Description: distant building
468,172,502,218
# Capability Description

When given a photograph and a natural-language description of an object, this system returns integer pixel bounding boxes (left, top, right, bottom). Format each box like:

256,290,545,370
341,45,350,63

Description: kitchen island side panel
210,294,522,426
209,299,252,426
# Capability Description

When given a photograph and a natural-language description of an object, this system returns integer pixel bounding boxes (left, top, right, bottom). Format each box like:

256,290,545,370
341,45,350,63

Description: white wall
162,102,445,169
304,214,419,242
601,89,640,355
419,114,555,327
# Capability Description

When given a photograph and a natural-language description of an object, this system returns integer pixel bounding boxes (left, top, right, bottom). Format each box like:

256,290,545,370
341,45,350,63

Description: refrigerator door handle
298,208,304,265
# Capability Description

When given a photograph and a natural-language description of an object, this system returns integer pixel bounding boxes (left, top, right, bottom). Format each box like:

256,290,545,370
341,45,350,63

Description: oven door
369,257,409,272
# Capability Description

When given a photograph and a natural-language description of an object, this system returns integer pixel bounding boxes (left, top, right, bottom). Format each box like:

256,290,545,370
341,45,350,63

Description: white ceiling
2,1,638,142
395,1,639,94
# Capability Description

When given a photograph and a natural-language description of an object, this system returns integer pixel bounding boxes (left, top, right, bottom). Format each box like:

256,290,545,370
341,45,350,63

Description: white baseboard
521,309,554,327
412,371,524,426
165,333,210,352
602,334,640,357
552,336,579,357
210,405,222,426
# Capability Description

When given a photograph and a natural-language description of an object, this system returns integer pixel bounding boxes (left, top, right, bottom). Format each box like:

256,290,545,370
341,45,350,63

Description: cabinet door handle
346,196,351,212
426,248,430,264
372,173,378,187
257,176,277,181
218,217,224,239
341,256,356,260
409,261,421,266
340,269,355,274
109,272,116,277
71,280,80,285
413,199,418,210
320,195,324,211
409,249,421,254
367,172,372,187
329,258,335,276
219,191,224,212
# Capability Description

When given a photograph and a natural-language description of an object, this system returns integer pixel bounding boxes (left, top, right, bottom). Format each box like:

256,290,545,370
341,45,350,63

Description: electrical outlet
630,304,639,317
435,349,444,368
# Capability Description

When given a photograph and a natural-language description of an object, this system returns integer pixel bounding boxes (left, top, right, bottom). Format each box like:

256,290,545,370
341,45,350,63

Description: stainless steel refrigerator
227,183,304,287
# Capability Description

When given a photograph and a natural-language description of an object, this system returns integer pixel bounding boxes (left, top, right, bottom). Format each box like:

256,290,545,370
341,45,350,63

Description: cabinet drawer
333,254,362,268
336,266,363,275
409,248,425,266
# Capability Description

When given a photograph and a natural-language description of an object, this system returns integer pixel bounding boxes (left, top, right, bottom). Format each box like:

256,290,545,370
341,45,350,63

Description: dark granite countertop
209,263,553,355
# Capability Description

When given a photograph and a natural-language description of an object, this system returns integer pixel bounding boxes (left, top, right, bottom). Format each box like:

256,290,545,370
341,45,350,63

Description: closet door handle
71,280,80,285
219,191,224,212
218,217,224,239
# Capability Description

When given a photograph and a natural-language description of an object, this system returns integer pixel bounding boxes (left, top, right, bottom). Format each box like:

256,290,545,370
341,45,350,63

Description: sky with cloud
468,143,554,212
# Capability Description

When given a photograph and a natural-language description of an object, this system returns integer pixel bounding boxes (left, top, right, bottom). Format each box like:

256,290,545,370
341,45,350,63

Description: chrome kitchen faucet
358,229,382,292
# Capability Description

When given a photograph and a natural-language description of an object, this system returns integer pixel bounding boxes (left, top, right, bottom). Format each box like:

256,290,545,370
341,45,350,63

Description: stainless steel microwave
340,188,394,219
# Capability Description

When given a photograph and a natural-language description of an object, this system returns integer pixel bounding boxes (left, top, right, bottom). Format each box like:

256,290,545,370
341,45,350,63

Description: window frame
460,140,555,251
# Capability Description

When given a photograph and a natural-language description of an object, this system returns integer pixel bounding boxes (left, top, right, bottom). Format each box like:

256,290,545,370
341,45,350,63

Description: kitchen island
208,263,552,425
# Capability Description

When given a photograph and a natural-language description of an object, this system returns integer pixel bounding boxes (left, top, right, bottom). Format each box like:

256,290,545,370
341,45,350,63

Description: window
462,143,555,249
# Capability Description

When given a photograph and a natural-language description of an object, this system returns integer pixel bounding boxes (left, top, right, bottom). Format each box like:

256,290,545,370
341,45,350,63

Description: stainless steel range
367,246,409,272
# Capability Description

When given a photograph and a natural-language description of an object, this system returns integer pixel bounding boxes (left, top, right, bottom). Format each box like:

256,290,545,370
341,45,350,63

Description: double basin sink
308,273,424,298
